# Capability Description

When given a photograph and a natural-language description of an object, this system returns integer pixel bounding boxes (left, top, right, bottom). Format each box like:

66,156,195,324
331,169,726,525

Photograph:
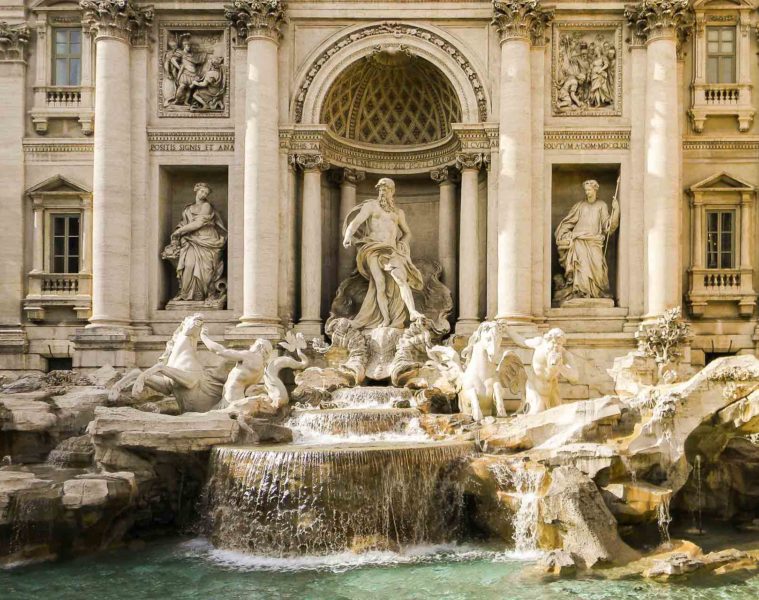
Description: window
51,214,80,273
706,210,735,269
706,27,736,84
52,28,81,86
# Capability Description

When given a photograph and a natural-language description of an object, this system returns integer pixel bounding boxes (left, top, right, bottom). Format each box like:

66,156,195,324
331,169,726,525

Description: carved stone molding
455,152,484,171
80,0,153,44
491,0,554,45
552,22,623,117
544,129,630,150
431,167,459,185
0,21,31,61
146,130,235,152
294,153,330,172
224,0,286,43
293,22,488,123
625,0,694,45
330,168,365,186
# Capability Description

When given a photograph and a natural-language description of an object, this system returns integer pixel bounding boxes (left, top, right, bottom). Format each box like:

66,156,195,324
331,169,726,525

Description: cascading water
490,461,544,557
202,386,473,556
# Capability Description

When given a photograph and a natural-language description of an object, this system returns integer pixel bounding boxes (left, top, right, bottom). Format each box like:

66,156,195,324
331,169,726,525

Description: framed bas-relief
158,21,231,118
551,21,623,117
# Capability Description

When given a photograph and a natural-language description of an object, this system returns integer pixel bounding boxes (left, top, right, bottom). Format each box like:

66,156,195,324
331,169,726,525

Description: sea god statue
342,178,424,330
162,182,228,309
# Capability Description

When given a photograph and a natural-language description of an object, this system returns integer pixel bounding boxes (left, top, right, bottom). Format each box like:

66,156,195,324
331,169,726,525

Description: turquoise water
2,538,759,600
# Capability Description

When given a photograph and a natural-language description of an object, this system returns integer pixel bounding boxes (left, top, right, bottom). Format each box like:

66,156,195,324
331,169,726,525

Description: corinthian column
332,168,365,283
225,0,286,335
626,0,692,318
296,154,330,336
455,153,484,333
0,22,30,355
492,0,552,323
431,167,458,303
80,0,152,329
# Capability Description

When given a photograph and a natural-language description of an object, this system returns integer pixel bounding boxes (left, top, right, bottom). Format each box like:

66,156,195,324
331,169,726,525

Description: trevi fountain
1,0,759,598
2,175,759,598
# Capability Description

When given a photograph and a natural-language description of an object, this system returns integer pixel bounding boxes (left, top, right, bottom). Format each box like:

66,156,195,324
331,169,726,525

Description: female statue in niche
162,182,227,308
554,178,619,304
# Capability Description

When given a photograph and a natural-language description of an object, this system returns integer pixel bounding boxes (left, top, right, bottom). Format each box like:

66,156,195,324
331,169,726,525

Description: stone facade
1,0,758,393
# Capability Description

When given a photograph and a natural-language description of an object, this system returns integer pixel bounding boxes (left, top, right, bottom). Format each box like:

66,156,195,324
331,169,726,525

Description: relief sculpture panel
158,22,230,118
552,22,622,117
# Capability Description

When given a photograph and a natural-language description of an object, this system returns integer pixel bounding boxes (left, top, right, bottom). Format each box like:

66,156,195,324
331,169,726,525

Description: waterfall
329,386,414,408
287,408,428,443
490,461,544,557
510,464,544,556
657,495,672,546
203,441,473,555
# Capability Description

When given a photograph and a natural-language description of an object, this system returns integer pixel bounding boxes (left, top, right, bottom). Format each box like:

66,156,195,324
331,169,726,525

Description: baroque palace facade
0,0,758,394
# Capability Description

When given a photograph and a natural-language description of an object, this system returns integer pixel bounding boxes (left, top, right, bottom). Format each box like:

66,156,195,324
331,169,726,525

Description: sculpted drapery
164,183,227,303
342,178,424,330
554,179,620,301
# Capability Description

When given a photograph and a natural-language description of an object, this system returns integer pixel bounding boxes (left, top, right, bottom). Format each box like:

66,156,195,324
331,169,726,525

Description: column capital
330,167,365,186
625,0,694,46
455,152,485,172
225,0,287,44
491,0,553,45
0,21,31,62
431,166,460,185
294,153,330,172
80,0,153,44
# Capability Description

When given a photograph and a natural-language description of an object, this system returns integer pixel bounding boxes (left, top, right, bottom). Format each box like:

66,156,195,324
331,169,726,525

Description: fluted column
626,0,692,318
0,22,30,354
226,0,286,335
80,0,152,329
492,0,552,323
456,153,483,333
296,154,329,336
431,167,458,304
332,168,365,284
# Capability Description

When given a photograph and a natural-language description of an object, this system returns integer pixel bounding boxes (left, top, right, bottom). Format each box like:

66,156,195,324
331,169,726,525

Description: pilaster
0,21,30,359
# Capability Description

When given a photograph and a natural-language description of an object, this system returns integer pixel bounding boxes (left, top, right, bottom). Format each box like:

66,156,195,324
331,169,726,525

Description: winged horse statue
427,321,525,421
108,313,228,413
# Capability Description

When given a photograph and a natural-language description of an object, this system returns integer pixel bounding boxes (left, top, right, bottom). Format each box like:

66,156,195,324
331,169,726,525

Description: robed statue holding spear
554,177,620,303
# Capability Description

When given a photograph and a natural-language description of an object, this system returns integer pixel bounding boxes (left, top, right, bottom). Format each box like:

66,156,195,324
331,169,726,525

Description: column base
227,320,284,343
495,314,535,325
72,326,135,369
0,326,27,355
455,319,480,336
294,320,322,339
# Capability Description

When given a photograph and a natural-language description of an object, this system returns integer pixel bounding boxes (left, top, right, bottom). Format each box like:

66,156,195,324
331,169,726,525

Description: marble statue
264,331,310,408
200,328,273,408
189,56,226,111
342,177,424,329
554,179,620,304
427,322,524,421
161,182,228,309
168,34,207,107
503,325,579,414
108,314,226,413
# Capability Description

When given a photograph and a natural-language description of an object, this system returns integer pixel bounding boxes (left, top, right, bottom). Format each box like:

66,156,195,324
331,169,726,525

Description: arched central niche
321,50,462,147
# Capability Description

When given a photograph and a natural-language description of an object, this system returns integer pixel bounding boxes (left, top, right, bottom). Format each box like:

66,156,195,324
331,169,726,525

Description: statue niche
305,178,452,384
159,28,229,116
162,182,228,310
553,177,619,307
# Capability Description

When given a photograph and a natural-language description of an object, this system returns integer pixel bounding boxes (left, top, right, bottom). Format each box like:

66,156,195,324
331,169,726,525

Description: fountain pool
2,536,759,600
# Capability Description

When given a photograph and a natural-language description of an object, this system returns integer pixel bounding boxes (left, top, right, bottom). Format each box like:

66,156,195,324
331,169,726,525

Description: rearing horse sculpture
109,313,227,413
427,321,525,421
